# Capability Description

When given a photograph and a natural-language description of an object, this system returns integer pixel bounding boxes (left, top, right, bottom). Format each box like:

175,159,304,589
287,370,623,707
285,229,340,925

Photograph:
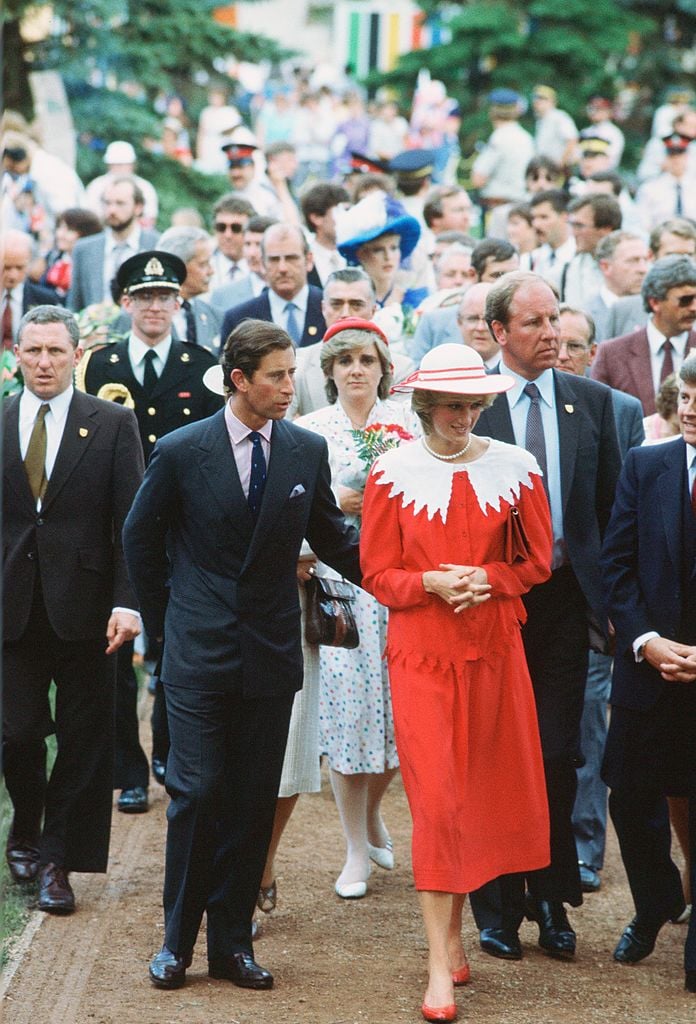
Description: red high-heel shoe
422,1003,457,1022
451,961,471,985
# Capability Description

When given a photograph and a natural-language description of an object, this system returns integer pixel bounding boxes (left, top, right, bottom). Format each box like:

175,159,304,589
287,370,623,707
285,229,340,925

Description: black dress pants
2,583,115,871
162,681,294,959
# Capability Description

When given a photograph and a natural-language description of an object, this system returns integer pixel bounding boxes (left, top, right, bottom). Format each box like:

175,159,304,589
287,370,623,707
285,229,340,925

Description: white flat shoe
335,879,368,899
368,838,394,871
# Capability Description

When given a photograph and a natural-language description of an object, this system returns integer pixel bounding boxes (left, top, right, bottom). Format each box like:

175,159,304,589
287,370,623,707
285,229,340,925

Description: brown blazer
590,326,696,415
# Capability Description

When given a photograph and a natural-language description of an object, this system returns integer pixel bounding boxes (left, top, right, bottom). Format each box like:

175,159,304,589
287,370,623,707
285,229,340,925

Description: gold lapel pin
308,326,317,336
565,404,574,414
109,353,120,363
181,352,190,362
79,427,89,437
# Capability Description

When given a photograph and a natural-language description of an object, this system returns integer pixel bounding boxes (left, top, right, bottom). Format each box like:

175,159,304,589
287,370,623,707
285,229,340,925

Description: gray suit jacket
183,297,222,353
611,387,645,457
408,306,459,365
584,291,612,344
67,229,160,312
209,276,255,314
604,294,647,340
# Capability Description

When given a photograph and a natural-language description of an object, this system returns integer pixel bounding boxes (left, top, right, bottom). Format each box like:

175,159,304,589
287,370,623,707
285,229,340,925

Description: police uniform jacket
78,337,223,463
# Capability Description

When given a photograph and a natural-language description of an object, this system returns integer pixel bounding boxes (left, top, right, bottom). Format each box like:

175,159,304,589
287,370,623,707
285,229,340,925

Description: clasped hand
423,563,491,613
644,637,696,683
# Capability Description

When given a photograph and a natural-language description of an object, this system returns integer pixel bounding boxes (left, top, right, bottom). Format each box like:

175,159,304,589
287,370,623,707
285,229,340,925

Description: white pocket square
289,484,306,499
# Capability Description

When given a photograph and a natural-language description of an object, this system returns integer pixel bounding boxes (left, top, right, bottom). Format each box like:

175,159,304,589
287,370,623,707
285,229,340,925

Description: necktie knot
524,381,541,403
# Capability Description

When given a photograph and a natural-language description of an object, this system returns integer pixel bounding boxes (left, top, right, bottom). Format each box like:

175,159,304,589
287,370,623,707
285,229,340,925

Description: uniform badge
564,404,574,414
144,256,164,277
79,427,89,437
110,353,120,363
308,326,318,336
181,352,190,362
178,391,191,398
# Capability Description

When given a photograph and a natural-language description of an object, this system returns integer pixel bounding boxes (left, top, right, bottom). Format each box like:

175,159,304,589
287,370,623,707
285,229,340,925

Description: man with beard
67,176,160,311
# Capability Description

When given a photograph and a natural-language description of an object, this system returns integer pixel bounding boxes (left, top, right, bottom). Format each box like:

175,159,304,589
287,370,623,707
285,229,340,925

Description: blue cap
488,88,522,107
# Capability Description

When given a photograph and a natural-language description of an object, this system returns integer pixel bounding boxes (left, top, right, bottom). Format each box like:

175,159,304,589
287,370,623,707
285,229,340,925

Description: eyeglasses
458,314,487,325
214,222,245,234
559,340,590,356
130,291,178,307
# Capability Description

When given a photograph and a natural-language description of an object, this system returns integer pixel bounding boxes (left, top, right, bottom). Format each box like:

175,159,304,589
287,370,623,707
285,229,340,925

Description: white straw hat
392,343,513,395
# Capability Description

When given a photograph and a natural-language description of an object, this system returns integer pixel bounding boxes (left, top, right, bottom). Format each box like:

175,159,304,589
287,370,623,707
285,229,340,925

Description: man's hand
337,485,363,518
423,563,491,613
297,553,318,583
106,612,141,655
643,637,696,683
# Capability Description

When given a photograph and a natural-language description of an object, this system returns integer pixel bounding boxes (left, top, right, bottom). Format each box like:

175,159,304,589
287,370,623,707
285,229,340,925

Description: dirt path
2,699,695,1024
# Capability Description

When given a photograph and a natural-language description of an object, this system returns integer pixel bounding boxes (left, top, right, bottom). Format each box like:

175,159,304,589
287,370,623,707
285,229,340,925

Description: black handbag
304,575,359,649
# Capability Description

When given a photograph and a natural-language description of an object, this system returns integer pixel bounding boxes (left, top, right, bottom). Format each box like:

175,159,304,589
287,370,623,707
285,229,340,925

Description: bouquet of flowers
351,422,415,472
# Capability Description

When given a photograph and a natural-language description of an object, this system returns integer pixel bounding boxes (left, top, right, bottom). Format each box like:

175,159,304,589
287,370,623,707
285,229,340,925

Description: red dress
360,438,552,893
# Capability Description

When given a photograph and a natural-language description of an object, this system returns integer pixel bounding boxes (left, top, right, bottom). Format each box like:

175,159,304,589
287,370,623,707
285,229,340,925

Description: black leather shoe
578,861,601,893
117,787,149,813
6,836,40,883
686,970,696,992
151,759,167,786
479,927,522,960
38,863,75,914
525,897,576,959
613,917,662,964
149,946,192,989
208,952,274,989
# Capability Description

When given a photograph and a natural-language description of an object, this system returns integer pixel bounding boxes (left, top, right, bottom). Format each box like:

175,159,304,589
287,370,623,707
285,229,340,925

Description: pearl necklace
422,436,472,461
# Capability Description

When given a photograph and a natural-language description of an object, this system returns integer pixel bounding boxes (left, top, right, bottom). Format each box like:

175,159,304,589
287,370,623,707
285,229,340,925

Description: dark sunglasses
214,222,244,234
676,293,696,307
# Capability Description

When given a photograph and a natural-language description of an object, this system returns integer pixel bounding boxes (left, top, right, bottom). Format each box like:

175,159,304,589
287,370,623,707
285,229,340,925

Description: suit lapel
553,370,580,516
244,419,301,569
658,438,687,575
196,411,256,556
3,395,36,508
41,393,102,511
476,389,515,444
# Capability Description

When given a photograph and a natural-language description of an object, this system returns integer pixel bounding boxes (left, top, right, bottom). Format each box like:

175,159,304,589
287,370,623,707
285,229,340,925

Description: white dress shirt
128,334,172,384
646,318,689,394
103,226,142,300
268,284,309,336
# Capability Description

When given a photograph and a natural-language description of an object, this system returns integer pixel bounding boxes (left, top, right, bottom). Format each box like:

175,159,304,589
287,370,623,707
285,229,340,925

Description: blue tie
524,382,549,498
285,301,301,344
247,431,267,517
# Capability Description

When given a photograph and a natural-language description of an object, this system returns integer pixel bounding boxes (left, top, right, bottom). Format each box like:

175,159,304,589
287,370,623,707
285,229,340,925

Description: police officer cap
117,250,186,294
488,88,522,107
663,132,691,155
389,149,437,178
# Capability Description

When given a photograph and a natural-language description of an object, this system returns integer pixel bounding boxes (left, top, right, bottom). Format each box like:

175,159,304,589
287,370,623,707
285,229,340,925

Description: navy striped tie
524,382,549,497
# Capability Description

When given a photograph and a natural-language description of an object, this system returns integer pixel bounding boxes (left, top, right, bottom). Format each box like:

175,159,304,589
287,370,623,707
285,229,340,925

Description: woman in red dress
360,344,552,1022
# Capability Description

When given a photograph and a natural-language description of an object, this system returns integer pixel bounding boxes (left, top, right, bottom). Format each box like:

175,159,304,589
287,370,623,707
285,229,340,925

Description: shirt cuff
633,631,659,662
112,607,141,622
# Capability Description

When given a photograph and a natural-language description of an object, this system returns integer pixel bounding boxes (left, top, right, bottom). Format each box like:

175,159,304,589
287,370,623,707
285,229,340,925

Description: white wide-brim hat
392,343,514,395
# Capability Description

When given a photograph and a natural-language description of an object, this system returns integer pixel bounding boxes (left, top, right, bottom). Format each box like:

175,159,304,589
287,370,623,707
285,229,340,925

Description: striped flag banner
336,1,450,77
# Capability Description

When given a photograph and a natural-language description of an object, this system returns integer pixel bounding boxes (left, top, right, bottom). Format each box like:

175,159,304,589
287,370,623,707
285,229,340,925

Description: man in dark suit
470,271,621,961
123,318,361,991
592,255,696,415
67,176,160,311
3,304,144,913
2,230,59,348
556,304,644,895
221,223,326,348
601,356,696,992
79,250,223,809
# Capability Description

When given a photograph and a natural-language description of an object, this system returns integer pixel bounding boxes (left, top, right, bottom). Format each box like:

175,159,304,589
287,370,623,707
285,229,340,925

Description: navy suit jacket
123,410,360,696
23,280,62,311
602,437,694,710
474,369,621,622
220,286,326,348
